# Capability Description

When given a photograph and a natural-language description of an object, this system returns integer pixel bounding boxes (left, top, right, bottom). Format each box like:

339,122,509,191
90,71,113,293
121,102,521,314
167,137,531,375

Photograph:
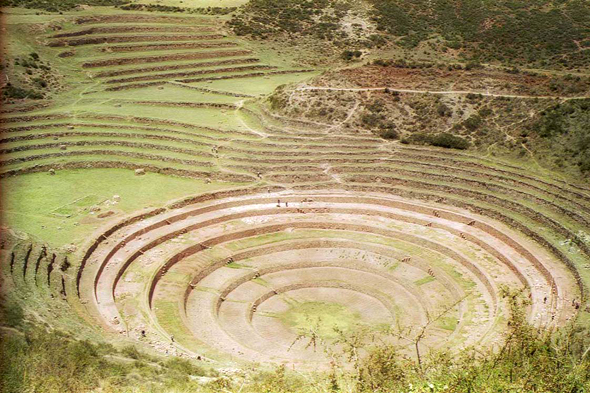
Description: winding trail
235,100,268,138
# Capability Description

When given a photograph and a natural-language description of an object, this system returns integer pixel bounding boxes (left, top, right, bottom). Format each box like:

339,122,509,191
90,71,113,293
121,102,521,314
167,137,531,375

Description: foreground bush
336,294,590,392
1,292,589,392
0,330,119,393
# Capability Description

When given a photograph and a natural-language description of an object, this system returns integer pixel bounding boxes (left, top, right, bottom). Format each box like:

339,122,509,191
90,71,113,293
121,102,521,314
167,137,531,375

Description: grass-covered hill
230,0,590,70
267,61,590,177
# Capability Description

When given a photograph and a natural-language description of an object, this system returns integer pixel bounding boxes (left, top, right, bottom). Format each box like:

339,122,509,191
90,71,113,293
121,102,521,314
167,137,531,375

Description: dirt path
297,85,590,101
235,100,269,139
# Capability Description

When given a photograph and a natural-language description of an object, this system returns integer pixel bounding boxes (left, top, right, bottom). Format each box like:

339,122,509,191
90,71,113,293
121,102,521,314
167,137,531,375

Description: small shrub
164,357,206,376
463,114,482,131
341,50,362,61
436,103,452,117
361,113,382,128
380,127,399,140
2,84,43,100
121,345,141,360
431,132,470,149
1,302,24,327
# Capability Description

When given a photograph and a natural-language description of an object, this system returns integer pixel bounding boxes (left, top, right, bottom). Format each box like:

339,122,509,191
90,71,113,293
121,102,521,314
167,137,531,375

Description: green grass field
1,169,241,246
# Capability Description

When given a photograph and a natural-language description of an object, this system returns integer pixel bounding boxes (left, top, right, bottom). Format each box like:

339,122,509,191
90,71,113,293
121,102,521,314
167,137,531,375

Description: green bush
228,0,353,41
2,84,43,100
0,331,116,393
380,127,399,140
0,302,24,328
431,132,470,149
530,99,590,174
164,357,206,377
436,103,452,117
341,50,362,61
579,151,590,173
404,132,470,150
121,345,141,360
462,114,482,131
335,291,590,392
361,113,382,128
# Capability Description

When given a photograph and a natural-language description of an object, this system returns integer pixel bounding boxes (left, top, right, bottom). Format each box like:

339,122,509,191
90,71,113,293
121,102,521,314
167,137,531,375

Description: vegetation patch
117,3,236,15
404,132,471,150
414,275,436,286
275,300,367,340
0,328,212,393
2,52,60,103
0,0,125,12
0,295,588,392
529,99,590,173
369,0,590,68
230,0,590,69
228,0,382,53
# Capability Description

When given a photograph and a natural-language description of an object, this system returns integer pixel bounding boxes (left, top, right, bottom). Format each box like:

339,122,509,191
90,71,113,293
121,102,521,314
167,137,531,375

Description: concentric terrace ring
77,189,580,366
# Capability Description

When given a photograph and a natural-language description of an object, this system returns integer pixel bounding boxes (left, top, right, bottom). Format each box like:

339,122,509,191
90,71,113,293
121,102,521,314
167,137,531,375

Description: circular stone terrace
76,187,580,367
